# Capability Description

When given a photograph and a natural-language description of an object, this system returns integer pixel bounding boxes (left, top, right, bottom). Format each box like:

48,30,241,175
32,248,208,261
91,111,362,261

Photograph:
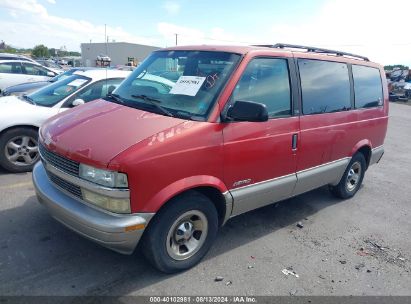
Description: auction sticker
169,76,206,96
67,79,88,87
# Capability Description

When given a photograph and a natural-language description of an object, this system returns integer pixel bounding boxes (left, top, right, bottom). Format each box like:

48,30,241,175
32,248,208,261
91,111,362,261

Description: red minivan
33,44,388,273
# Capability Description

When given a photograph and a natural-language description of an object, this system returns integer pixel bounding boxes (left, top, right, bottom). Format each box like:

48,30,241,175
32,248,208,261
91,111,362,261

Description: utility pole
105,24,108,55
175,33,178,46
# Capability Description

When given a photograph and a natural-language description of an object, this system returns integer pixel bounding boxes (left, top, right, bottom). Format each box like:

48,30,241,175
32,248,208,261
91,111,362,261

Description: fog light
82,188,131,214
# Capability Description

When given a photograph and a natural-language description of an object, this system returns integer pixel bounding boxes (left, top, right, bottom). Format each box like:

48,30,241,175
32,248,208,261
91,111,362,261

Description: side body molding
227,157,351,218
369,146,384,166
293,158,350,195
229,173,297,217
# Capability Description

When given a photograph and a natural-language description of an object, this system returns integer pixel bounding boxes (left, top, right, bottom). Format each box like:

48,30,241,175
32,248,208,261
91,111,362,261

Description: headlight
79,164,128,188
82,189,130,213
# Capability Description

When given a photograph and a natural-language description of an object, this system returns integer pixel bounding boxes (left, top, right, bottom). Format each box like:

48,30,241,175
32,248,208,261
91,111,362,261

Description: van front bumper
32,162,154,254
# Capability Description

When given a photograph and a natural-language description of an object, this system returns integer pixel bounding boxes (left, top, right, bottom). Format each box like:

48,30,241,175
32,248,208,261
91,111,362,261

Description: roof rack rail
254,43,369,61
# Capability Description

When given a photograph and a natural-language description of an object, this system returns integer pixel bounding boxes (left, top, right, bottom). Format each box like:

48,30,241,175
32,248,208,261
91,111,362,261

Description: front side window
0,62,22,74
66,78,124,107
112,50,241,121
299,59,351,114
232,58,291,118
352,65,383,108
23,63,49,76
27,74,90,107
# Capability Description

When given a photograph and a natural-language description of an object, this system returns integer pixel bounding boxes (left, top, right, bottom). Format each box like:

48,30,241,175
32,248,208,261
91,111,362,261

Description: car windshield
112,50,241,121
27,74,91,107
49,69,82,82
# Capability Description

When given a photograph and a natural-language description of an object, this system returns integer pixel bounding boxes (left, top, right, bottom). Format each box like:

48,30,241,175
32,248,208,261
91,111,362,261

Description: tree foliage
384,64,409,71
32,44,50,58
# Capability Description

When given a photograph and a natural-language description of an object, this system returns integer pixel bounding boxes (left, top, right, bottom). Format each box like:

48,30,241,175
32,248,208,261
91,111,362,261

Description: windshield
27,74,91,107
50,69,80,82
112,50,241,120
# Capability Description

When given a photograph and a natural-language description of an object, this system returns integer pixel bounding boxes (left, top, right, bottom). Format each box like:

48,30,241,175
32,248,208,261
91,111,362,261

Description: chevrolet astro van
33,44,388,273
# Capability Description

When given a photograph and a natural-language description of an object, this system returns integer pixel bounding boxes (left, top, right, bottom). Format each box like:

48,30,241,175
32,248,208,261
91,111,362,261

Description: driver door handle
292,133,298,151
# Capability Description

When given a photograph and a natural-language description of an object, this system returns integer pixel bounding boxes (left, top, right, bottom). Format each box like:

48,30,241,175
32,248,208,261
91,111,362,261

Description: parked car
1,67,97,97
0,53,37,64
0,69,130,172
0,60,58,93
33,44,388,273
36,60,65,75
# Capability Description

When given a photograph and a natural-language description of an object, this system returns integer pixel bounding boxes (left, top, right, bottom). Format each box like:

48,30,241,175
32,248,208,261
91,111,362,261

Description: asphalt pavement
0,102,410,296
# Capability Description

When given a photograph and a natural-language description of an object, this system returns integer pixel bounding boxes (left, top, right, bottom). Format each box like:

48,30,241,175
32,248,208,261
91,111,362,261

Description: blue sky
1,0,410,65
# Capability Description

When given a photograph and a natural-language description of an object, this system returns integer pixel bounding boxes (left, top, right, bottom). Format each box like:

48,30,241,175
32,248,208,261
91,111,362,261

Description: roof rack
254,43,369,61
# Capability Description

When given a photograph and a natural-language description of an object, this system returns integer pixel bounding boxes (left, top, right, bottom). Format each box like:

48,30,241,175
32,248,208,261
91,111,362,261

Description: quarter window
233,58,291,118
352,65,383,108
298,59,351,114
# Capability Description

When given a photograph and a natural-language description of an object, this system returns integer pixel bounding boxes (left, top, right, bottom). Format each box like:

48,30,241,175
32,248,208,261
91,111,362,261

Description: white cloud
268,0,411,65
8,10,18,18
157,22,253,47
46,0,56,4
162,1,180,15
0,0,157,50
0,0,409,65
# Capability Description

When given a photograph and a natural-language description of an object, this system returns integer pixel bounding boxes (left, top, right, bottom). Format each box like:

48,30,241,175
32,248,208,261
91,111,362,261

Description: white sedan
0,60,59,92
0,69,130,172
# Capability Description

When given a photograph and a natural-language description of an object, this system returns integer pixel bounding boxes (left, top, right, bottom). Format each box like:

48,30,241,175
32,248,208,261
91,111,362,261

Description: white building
80,42,160,67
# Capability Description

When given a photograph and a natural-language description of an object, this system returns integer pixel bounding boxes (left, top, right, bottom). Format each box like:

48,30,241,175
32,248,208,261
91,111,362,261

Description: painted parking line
0,181,33,190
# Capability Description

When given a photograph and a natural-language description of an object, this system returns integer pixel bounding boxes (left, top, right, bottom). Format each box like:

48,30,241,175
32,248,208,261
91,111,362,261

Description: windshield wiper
174,110,204,121
131,94,174,118
22,94,36,105
106,93,125,104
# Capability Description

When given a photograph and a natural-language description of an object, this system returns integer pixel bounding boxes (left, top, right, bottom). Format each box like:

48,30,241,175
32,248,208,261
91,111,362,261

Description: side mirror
226,100,268,122
47,71,55,77
72,98,85,107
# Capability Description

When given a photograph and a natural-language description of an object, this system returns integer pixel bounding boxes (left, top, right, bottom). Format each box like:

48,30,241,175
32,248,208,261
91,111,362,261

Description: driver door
223,57,299,216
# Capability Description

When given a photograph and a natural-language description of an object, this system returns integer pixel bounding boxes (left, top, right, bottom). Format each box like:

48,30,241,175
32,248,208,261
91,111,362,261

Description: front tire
141,191,218,273
0,127,39,173
329,152,366,199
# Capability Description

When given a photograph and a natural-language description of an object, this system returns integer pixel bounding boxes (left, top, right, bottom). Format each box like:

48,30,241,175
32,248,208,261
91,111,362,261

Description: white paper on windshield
67,79,88,87
169,76,206,96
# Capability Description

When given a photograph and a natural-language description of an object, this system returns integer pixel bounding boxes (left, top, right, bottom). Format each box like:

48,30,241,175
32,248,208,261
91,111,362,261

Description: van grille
46,170,83,199
39,143,79,176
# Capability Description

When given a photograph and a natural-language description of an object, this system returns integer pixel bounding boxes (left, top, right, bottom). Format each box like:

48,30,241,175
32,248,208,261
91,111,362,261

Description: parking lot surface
0,103,410,296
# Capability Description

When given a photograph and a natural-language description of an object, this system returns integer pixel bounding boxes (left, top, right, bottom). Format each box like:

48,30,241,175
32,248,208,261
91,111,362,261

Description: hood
40,99,187,168
0,96,34,112
0,96,61,130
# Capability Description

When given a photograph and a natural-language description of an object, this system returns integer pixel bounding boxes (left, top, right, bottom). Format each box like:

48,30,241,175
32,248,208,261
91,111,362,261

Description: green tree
384,64,409,70
32,44,49,58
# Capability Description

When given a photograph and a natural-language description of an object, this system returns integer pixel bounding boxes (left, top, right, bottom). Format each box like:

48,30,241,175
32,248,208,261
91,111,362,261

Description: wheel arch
0,124,39,137
350,140,372,170
143,177,231,227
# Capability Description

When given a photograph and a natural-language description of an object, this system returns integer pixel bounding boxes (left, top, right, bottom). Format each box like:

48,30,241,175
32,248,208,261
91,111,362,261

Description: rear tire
141,191,218,273
0,127,39,173
329,152,366,199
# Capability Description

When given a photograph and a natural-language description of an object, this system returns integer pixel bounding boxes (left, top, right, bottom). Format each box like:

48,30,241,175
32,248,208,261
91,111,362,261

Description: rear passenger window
352,65,383,108
233,58,291,118
298,59,351,114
